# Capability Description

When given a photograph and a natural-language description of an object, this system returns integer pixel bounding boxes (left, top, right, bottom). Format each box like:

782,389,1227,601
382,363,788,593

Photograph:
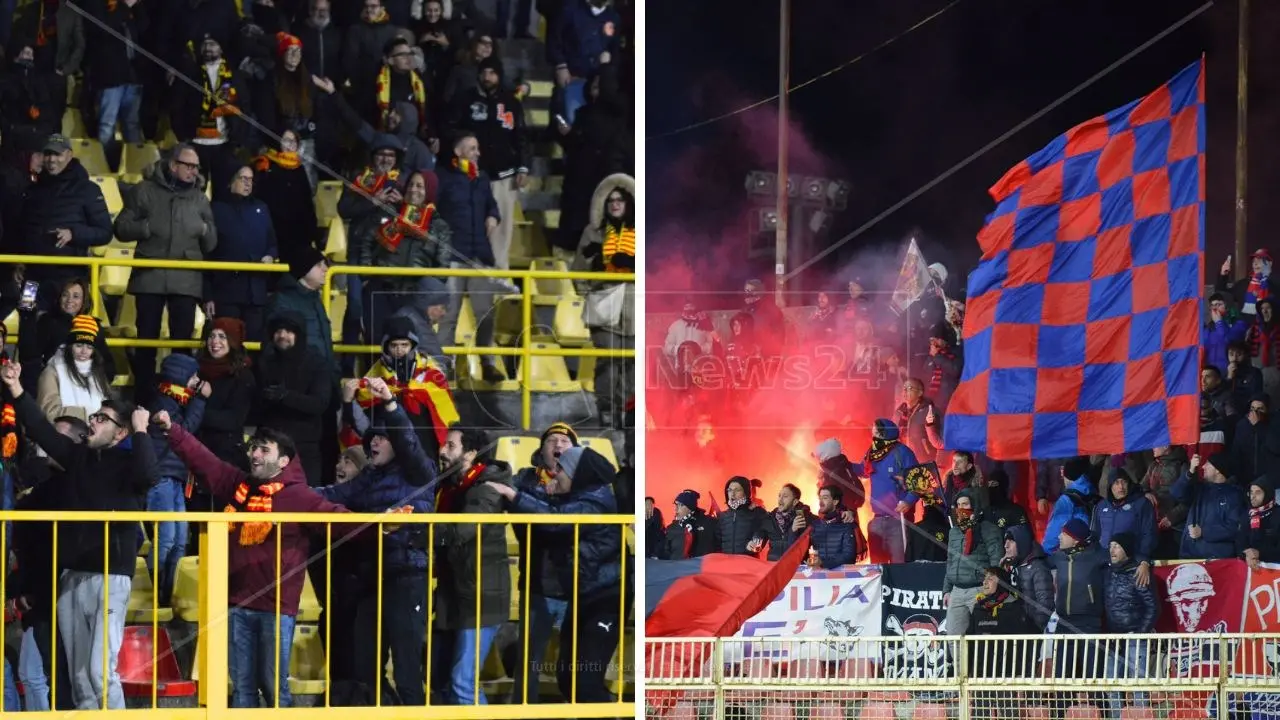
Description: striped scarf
602,224,635,273
159,382,192,406
453,157,478,180
255,149,301,171
928,350,954,395
1246,271,1272,314
356,167,400,195
378,203,435,253
376,65,426,132
1249,321,1280,367
224,481,284,546
358,355,459,445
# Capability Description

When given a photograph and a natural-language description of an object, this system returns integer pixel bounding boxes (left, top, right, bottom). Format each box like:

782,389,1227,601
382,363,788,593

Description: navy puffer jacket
810,510,856,569
1103,560,1158,633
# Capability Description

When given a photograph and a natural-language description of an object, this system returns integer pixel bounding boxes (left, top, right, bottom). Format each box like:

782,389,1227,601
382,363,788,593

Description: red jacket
168,424,349,615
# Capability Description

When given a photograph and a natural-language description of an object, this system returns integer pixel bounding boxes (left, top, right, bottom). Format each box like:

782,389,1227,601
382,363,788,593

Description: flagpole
1235,0,1250,277
775,0,791,308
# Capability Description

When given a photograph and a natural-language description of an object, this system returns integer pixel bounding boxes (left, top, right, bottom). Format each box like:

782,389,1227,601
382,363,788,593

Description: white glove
814,438,843,463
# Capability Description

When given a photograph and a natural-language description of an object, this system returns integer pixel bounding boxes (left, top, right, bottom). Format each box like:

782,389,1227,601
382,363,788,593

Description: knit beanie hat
289,247,326,280
1062,518,1091,544
674,489,700,512
276,31,301,58
541,421,579,447
1205,452,1230,477
212,317,246,349
1111,531,1137,560
342,446,368,472
68,315,100,345
159,353,200,386
1063,456,1092,483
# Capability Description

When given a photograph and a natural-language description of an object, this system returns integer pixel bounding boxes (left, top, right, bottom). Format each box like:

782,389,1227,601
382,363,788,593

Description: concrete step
518,190,561,211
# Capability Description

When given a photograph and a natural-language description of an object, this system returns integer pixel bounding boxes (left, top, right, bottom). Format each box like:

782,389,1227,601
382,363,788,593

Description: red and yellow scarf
358,356,459,444
224,481,284,546
0,355,14,459
436,462,485,514
378,203,435,253
453,157,478,181
255,149,301,172
356,167,400,195
196,55,238,139
365,6,389,23
602,224,635,273
35,0,58,47
375,64,426,132
159,382,192,407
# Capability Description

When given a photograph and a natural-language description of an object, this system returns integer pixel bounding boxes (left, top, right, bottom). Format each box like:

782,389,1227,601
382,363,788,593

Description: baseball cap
43,134,71,154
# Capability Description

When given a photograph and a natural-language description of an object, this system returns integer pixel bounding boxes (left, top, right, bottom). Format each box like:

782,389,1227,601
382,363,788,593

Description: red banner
1154,560,1247,685
1237,564,1280,678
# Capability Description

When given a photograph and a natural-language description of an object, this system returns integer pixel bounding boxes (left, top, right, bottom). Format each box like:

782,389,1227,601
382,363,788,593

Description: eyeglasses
89,412,123,429
174,159,200,171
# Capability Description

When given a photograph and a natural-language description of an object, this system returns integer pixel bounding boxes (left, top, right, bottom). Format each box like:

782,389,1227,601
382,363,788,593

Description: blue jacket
265,275,337,378
847,423,920,516
208,195,277,306
1043,475,1098,554
436,163,499,266
1172,471,1247,560
512,456,627,603
1049,541,1107,631
1203,318,1248,372
1091,476,1156,562
317,404,435,575
809,511,856,569
547,0,622,79
147,393,206,481
1103,560,1157,633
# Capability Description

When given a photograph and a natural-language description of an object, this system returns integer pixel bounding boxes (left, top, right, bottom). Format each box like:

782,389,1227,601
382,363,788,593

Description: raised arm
158,413,248,505
369,381,436,490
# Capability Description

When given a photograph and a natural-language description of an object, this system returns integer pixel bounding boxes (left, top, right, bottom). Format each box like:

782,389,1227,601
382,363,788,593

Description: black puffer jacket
662,509,717,560
1003,523,1055,631
1103,559,1157,633
754,503,815,561
18,160,113,282
254,311,333,445
717,479,768,556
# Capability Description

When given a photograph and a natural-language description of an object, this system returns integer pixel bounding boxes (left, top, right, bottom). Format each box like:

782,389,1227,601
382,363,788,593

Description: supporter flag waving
945,58,1205,460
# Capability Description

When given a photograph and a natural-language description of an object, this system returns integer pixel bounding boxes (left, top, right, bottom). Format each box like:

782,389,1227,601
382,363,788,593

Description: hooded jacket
1042,473,1099,555
13,392,156,578
318,403,435,576
845,420,921,515
512,447,628,603
944,489,1002,593
1049,540,1107,631
717,477,768,556
1003,524,1054,631
334,92,435,175
147,355,208,480
446,76,529,178
515,462,567,597
1240,481,1280,563
265,275,338,378
1172,470,1247,560
980,469,1028,532
1143,449,1189,529
1104,559,1158,633
167,422,349,615
1090,472,1157,562
116,162,219,299
428,458,514,629
254,311,333,445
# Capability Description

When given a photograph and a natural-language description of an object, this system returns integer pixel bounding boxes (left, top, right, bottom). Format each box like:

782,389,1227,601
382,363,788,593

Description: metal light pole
775,0,791,308
1235,0,1250,278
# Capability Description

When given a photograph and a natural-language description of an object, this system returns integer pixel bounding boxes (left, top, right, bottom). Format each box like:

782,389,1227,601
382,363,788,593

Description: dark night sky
646,0,1279,296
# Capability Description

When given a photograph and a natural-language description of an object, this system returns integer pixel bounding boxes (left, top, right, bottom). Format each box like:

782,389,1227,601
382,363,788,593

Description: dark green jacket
434,461,514,631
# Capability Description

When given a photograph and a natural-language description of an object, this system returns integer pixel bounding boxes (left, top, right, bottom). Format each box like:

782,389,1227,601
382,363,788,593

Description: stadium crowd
647,252,1280,646
0,0,634,711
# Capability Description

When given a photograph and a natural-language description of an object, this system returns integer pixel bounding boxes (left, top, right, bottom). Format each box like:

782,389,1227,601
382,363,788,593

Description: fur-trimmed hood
588,172,635,228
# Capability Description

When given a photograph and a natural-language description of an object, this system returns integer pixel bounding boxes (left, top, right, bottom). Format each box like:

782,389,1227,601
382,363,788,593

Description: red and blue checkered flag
944,58,1204,460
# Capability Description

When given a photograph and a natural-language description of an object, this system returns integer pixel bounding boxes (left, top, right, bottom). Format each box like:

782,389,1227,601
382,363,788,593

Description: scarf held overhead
379,203,435,253
358,356,459,445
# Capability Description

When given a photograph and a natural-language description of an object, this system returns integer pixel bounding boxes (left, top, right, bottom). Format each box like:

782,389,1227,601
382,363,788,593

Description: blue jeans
98,84,143,147
229,608,296,708
511,595,568,703
555,78,588,126
145,478,187,604
19,627,50,711
448,626,499,705
3,658,18,712
1104,637,1148,718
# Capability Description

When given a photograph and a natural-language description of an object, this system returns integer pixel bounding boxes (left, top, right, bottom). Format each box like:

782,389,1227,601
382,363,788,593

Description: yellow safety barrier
645,634,1280,720
0,255,635,430
0,510,634,719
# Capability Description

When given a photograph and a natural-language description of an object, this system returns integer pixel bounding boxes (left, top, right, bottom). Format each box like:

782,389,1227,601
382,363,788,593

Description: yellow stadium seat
531,258,576,298
456,352,519,392
494,435,539,470
551,298,591,347
91,175,124,215
315,180,344,227
508,561,521,622
107,292,138,338
518,343,581,393
323,219,348,262
575,355,596,393
128,557,174,624
157,127,179,150
531,209,561,230
120,172,143,185
527,108,550,129
455,295,477,345
171,556,200,622
288,624,327,696
2,309,18,339
70,138,111,176
121,142,161,176
527,79,554,99
481,636,507,681
297,571,322,623
509,204,549,268
578,437,619,469
100,248,133,296
62,108,87,138
505,525,520,557
494,294,558,345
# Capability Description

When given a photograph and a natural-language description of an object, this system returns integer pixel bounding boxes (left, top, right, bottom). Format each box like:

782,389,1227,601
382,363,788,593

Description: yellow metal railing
645,634,1280,720
0,255,636,429
0,510,634,718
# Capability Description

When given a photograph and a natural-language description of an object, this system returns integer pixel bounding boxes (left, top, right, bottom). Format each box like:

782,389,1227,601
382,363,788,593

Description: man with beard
662,489,717,559
749,483,813,560
944,450,987,510
943,490,1002,635
255,310,333,486
717,475,768,555
1241,477,1280,568
1090,469,1155,589
151,408,352,708
432,426,513,707
172,34,246,176
2,362,155,710
315,378,434,707
807,485,857,569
